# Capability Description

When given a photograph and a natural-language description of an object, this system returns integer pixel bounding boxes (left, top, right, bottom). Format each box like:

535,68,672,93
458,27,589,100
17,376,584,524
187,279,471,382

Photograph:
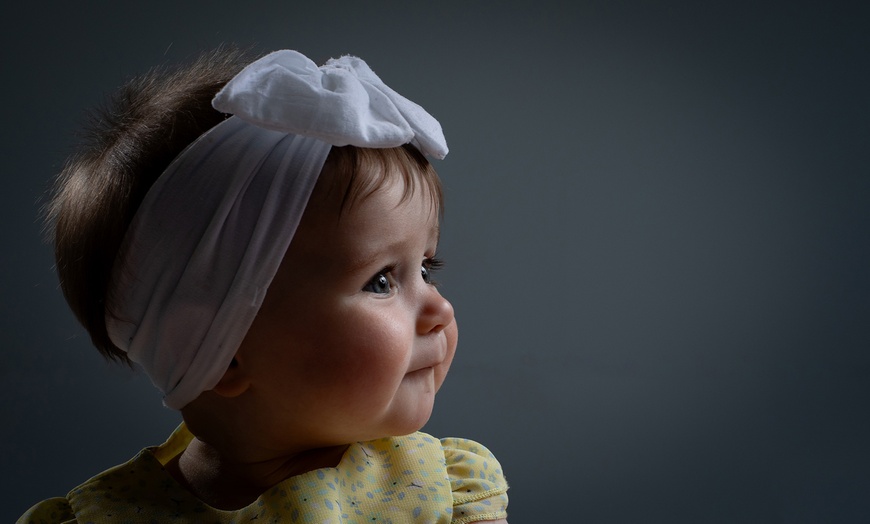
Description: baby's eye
363,270,393,294
421,257,444,285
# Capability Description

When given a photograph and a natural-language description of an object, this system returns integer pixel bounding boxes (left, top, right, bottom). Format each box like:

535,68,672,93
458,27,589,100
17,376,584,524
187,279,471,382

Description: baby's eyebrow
346,225,440,274
345,249,385,274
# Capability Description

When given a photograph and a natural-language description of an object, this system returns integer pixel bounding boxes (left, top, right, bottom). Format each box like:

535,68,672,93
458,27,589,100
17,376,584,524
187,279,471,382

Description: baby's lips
410,342,448,372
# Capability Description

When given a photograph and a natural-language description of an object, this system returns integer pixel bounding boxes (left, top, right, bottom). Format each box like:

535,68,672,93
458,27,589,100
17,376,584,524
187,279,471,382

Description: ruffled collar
69,424,455,523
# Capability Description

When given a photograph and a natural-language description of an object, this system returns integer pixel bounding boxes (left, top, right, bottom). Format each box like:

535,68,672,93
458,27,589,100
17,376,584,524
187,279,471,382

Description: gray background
2,1,868,522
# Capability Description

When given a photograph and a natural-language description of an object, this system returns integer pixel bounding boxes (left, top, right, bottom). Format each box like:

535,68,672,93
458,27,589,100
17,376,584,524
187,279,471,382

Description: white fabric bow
106,50,447,409
213,50,447,158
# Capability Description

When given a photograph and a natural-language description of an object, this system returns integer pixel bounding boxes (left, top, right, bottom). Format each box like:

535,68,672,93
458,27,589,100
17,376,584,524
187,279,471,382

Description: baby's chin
376,387,439,439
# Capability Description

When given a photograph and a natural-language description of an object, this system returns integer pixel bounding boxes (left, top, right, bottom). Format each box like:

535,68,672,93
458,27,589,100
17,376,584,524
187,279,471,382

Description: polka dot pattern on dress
17,425,508,524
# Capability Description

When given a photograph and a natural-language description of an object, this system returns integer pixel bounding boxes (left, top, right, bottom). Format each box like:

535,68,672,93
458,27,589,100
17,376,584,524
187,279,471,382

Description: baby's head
202,143,457,448
49,48,457,444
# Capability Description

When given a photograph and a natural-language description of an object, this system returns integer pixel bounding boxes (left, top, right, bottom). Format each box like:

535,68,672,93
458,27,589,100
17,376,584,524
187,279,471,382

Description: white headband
106,50,448,409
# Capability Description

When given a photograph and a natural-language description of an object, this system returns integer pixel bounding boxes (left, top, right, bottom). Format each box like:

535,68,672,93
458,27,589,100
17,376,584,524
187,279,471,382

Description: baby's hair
47,47,444,365
47,47,252,364
323,145,444,221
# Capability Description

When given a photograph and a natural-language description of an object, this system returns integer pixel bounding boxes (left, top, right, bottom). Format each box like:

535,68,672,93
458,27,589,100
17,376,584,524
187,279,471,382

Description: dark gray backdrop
2,1,868,522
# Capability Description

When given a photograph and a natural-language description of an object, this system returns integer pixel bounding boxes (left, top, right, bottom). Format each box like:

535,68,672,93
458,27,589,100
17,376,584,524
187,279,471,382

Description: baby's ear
210,356,250,398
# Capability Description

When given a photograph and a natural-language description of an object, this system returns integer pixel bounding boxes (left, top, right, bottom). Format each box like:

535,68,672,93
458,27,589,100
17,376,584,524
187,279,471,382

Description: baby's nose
417,289,454,335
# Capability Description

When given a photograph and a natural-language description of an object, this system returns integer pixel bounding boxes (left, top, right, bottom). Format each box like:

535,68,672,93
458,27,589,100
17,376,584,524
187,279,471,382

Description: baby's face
235,168,457,448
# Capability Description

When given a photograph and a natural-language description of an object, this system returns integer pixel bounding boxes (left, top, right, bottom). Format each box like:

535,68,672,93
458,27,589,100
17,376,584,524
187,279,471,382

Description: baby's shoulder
440,434,505,470
439,436,509,514
16,497,76,524
387,432,509,524
16,446,166,524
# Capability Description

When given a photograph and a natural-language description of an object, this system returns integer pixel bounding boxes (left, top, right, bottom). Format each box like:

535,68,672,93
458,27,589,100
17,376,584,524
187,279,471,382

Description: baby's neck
166,436,349,510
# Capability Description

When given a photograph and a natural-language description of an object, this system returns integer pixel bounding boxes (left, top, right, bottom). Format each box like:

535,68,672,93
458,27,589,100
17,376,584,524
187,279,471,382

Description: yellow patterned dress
17,424,508,524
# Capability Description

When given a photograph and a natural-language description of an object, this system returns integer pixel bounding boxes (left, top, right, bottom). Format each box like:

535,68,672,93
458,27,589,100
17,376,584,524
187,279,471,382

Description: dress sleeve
441,437,509,524
16,497,76,524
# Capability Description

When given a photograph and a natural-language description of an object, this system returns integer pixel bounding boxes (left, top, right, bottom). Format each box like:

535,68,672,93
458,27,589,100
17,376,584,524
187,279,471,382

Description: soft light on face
233,160,457,450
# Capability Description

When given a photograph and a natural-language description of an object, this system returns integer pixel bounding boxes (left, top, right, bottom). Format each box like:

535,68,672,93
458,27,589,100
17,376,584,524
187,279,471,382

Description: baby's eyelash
422,256,444,286
424,256,445,271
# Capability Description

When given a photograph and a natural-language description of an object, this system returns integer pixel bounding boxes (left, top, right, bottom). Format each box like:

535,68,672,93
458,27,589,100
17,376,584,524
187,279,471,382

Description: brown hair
322,144,444,220
47,48,444,365
47,47,251,363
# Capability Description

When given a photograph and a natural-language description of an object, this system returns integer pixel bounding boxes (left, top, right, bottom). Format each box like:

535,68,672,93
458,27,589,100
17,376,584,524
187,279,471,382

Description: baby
19,48,508,523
